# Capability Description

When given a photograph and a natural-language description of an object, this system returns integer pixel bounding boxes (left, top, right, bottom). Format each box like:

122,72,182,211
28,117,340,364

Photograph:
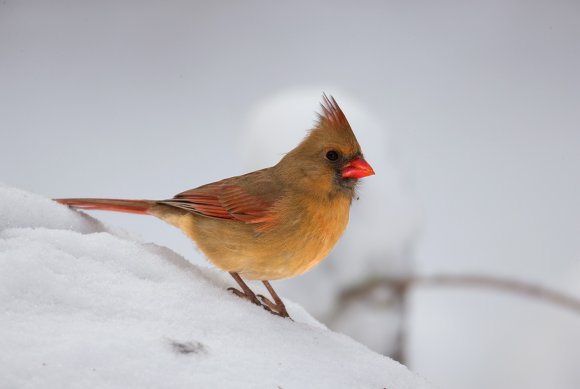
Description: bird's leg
228,273,290,319
228,272,261,306
257,280,290,318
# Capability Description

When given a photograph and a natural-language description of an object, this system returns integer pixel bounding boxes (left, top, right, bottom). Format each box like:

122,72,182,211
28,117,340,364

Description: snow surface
0,186,432,389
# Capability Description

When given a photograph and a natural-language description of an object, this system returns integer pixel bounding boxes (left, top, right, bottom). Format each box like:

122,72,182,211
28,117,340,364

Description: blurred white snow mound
0,185,107,233
0,186,431,389
242,88,419,354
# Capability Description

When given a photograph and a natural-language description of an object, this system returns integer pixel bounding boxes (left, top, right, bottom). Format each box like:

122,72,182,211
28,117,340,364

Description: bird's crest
317,93,350,128
285,93,361,161
308,94,360,154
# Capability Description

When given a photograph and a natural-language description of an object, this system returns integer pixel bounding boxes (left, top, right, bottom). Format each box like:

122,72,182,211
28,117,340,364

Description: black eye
326,150,339,161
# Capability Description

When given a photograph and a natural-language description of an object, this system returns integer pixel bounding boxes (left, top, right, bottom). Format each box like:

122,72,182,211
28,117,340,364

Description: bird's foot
227,287,261,306
257,294,290,319
228,287,289,318
227,272,291,319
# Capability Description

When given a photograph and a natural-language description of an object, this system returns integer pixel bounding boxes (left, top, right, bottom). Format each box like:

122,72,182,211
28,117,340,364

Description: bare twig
338,274,580,315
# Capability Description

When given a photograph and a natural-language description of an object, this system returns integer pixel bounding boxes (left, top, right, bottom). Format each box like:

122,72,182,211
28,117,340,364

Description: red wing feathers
217,185,275,223
160,180,279,229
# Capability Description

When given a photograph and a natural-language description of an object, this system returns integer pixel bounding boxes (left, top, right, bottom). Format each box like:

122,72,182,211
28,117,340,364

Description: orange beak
341,157,375,179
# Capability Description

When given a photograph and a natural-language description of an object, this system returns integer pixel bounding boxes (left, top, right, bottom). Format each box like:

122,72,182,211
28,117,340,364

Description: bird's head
277,94,375,199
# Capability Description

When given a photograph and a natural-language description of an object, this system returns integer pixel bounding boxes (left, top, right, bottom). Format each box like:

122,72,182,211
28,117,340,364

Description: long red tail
55,198,156,215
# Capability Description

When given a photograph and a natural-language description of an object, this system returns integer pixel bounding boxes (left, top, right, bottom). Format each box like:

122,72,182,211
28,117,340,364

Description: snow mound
0,186,431,389
0,186,107,233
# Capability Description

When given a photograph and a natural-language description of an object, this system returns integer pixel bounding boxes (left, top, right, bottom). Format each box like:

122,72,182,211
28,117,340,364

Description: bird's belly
246,229,340,280
156,198,350,281
234,198,351,280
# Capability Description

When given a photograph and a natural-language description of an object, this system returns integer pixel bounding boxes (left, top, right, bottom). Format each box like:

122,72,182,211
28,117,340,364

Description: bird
55,95,375,318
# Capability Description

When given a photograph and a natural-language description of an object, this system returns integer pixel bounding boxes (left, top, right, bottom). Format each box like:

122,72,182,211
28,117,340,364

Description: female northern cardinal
56,95,374,318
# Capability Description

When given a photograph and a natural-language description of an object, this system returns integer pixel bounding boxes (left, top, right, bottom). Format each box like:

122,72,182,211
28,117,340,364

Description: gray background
2,1,579,388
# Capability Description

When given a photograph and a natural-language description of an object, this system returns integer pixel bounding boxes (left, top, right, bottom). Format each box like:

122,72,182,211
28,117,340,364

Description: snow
0,186,432,389
0,186,108,234
241,88,419,355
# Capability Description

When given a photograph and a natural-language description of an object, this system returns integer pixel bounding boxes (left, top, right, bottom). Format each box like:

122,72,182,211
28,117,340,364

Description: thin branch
337,274,580,315
415,274,580,314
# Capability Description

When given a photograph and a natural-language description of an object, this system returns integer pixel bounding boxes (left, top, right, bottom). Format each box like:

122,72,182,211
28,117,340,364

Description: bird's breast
240,194,352,280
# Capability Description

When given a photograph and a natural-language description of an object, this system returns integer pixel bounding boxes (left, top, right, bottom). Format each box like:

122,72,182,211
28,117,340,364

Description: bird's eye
326,150,339,161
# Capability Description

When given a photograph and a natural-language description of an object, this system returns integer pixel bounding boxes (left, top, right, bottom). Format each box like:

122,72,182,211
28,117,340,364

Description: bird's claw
227,287,261,306
256,294,276,310
257,294,290,319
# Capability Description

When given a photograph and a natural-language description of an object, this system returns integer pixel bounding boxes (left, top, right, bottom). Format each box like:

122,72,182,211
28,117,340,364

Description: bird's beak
341,157,375,179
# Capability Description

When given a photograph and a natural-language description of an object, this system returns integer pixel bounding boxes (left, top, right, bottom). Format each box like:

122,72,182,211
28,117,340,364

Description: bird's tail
55,198,156,215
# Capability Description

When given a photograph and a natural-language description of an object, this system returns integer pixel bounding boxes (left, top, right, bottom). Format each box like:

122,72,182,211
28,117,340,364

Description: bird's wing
159,169,282,228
